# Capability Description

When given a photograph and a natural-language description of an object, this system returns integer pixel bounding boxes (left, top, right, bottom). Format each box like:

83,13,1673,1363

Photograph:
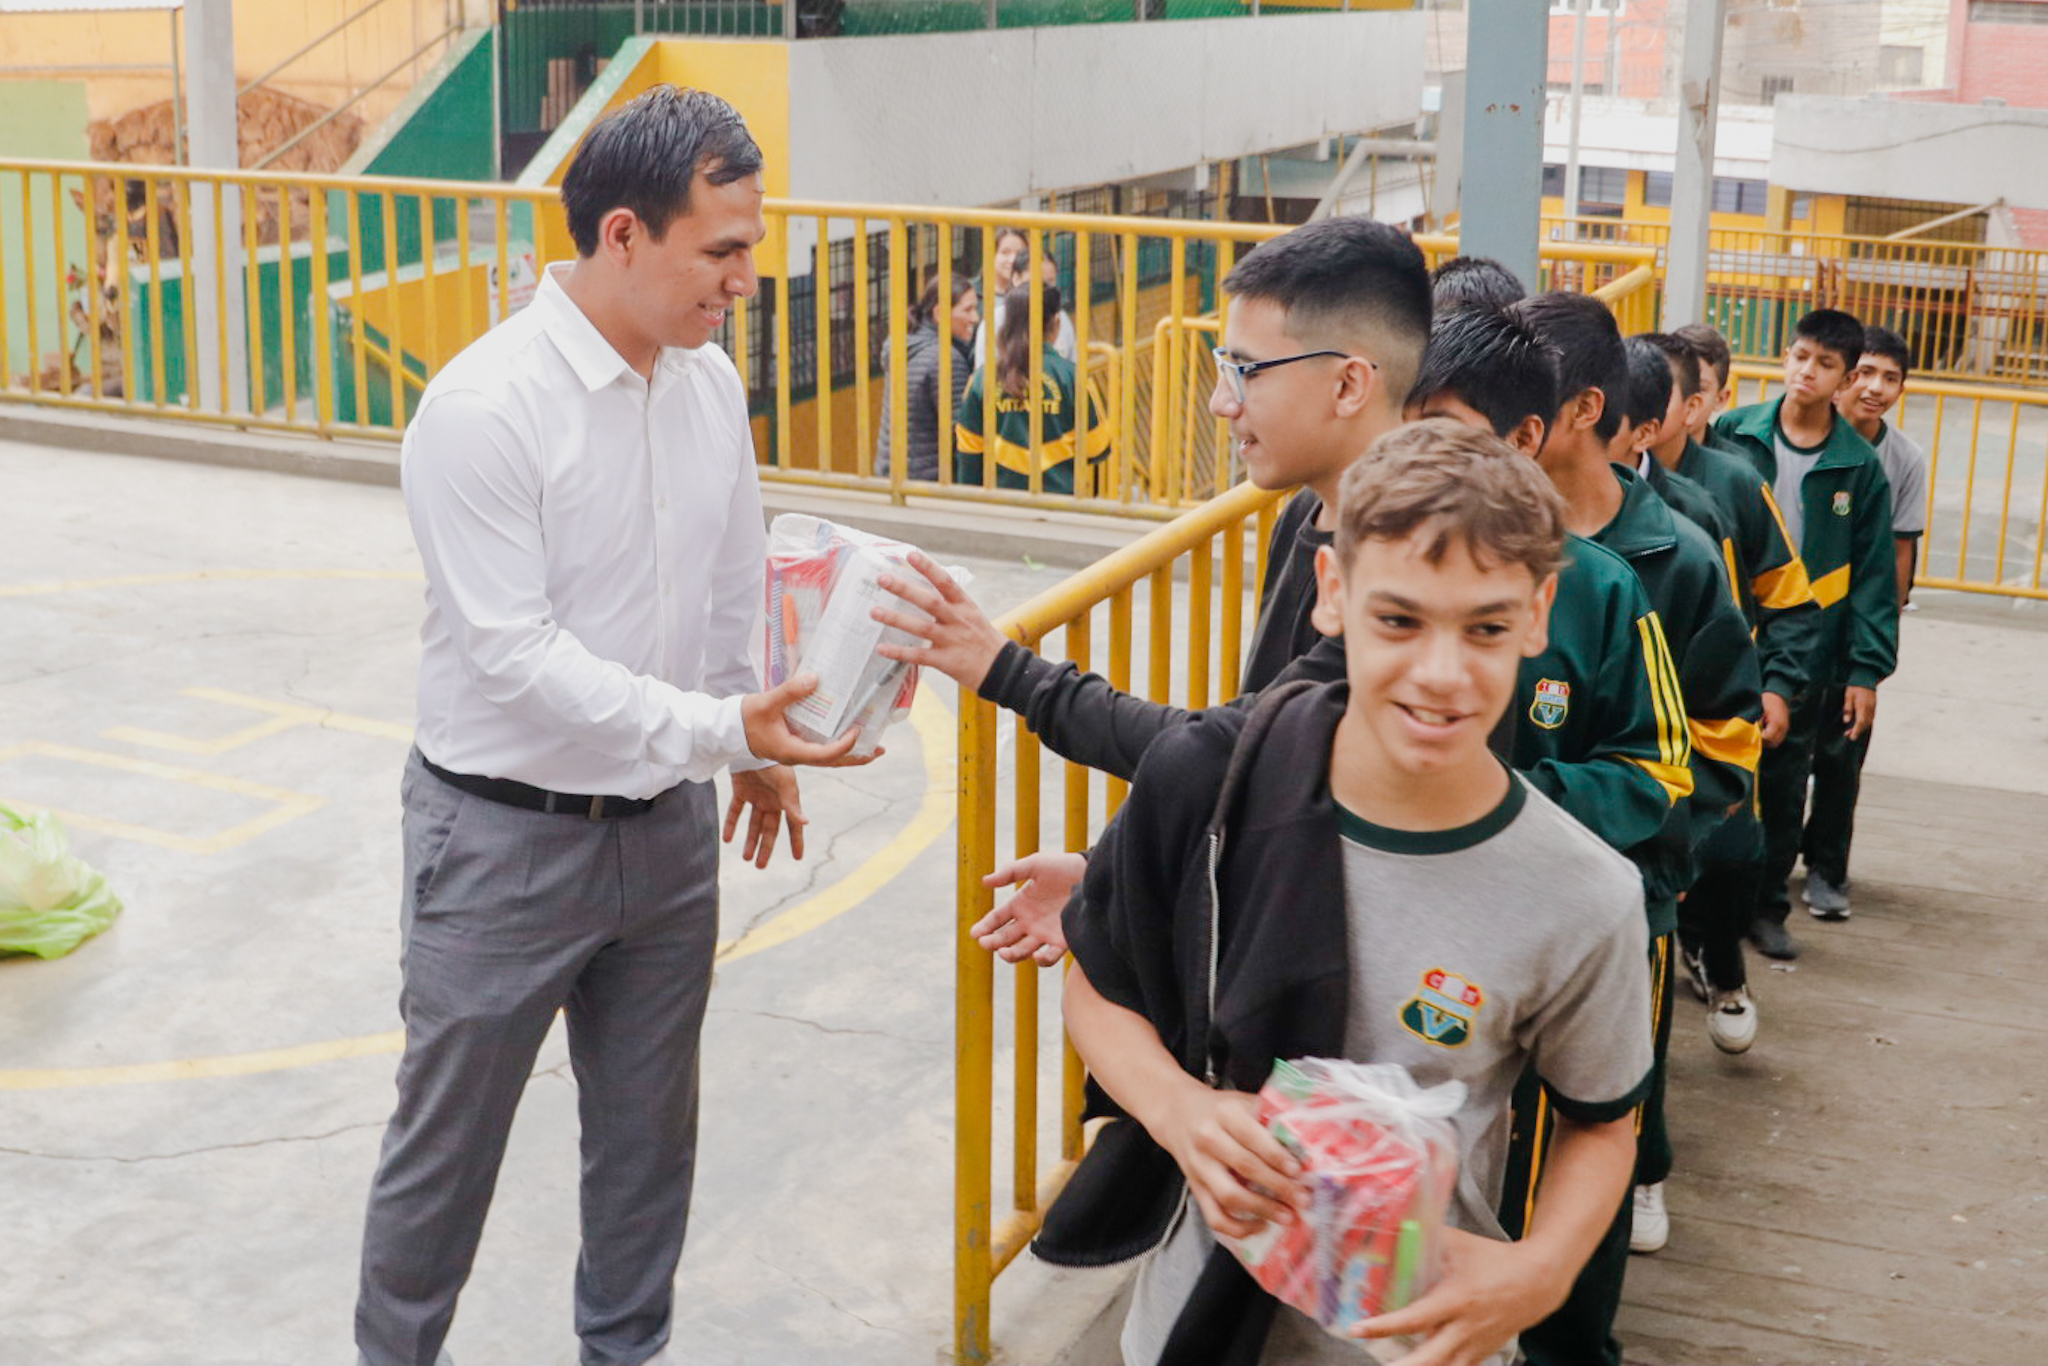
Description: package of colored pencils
1224,1059,1463,1351
763,515,971,756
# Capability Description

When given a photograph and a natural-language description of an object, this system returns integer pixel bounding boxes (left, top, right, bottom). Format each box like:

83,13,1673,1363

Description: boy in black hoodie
1058,420,1651,1366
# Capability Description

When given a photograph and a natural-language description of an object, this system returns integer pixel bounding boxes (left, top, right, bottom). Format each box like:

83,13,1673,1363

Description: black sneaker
1748,917,1800,960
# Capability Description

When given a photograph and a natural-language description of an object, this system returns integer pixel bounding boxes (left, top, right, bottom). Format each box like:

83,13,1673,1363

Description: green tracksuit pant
1498,932,1675,1366
1802,683,1871,887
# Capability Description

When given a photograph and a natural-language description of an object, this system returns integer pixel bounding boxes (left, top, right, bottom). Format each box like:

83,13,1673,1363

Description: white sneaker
1630,1182,1669,1253
1709,986,1759,1054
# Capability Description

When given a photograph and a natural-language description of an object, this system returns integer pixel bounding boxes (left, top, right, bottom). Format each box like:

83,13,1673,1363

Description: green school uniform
1641,457,1730,551
1594,468,1764,903
1713,400,1899,689
954,350,1110,496
1679,436,1822,703
1512,533,1693,935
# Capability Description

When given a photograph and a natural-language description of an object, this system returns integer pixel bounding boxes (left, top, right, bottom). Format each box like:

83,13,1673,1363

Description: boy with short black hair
1713,309,1898,960
1800,325,1926,918
1639,329,1821,1049
1054,420,1651,1366
1672,321,1736,432
1618,336,1729,548
1430,255,1528,313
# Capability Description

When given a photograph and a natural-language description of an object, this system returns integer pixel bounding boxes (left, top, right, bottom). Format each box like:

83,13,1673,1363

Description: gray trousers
356,751,719,1366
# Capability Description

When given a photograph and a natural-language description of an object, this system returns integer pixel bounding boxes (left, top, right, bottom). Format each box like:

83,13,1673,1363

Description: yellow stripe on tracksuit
1752,484,1818,611
1809,563,1852,609
1690,713,1764,779
1630,613,1695,805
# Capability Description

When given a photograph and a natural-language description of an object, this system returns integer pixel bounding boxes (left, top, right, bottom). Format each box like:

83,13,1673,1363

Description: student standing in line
1061,422,1651,1366
1512,293,1758,1301
875,275,979,482
1712,309,1898,962
1637,330,1821,1053
354,87,872,1366
955,282,1109,495
1801,325,1927,919
1672,322,1739,437
1616,336,1731,548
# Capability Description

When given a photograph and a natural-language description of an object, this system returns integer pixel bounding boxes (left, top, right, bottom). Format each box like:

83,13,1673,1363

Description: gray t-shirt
1873,422,1928,536
1772,427,1828,550
1120,774,1652,1366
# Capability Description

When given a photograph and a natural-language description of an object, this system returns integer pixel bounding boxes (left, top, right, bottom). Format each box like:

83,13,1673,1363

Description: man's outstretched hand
741,673,882,768
872,551,1008,691
971,851,1086,965
724,765,806,869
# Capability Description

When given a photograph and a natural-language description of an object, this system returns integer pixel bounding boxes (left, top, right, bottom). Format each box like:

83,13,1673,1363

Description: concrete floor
4,436,2047,1366
0,439,1070,1366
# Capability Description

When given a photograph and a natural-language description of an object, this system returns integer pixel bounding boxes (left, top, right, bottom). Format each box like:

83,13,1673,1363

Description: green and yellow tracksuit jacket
1640,457,1729,551
1713,400,1899,689
954,350,1111,496
1595,469,1764,912
1512,533,1694,933
1678,436,1822,702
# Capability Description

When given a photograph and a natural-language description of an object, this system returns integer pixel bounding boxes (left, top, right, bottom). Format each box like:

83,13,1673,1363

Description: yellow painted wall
1541,171,1849,242
350,259,492,374
531,39,793,273
0,1,459,130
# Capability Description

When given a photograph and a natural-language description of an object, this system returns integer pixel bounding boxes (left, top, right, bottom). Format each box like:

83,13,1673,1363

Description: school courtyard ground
1,427,2043,1366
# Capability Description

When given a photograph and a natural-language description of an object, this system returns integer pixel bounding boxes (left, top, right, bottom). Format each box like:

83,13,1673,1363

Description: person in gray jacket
876,275,979,481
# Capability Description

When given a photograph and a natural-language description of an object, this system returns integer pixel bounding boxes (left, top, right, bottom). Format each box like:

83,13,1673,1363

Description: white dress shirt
402,263,767,798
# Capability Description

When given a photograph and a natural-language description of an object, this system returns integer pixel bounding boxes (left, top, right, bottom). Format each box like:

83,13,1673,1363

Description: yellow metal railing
1546,215,2048,387
953,478,1282,1363
0,156,1660,519
1731,361,2048,600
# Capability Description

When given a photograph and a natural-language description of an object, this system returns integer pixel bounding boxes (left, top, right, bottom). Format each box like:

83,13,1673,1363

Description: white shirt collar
533,262,707,392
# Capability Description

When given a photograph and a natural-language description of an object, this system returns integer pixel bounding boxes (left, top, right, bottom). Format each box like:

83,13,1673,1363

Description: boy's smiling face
1312,527,1555,779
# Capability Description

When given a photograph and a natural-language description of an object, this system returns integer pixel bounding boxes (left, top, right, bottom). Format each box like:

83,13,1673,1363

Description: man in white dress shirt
355,86,868,1366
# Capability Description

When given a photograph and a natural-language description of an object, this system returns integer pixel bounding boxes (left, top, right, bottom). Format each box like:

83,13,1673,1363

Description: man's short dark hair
1858,324,1912,381
1673,322,1732,388
1222,216,1432,401
1621,336,1675,430
1513,292,1628,442
561,85,763,258
1430,255,1527,313
1408,306,1558,441
1639,332,1701,400
1793,308,1865,367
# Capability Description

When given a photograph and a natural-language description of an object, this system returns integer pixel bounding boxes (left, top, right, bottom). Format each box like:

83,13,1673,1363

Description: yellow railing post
953,692,998,1366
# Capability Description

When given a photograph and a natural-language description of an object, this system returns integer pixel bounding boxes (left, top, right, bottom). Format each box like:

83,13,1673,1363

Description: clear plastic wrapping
763,514,970,757
1224,1059,1463,1353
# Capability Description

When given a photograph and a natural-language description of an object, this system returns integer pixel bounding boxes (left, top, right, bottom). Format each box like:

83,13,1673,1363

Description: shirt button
658,498,669,510
662,583,672,596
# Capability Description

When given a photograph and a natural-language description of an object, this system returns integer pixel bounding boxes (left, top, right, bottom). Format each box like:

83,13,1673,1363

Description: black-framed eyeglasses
1212,346,1376,405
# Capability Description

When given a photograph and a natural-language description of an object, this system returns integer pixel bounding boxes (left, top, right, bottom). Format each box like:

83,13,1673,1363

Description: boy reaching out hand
1038,420,1651,1366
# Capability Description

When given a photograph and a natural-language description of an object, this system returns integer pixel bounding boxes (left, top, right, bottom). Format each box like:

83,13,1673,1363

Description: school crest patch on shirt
1401,968,1485,1048
1832,490,1852,516
1530,678,1570,730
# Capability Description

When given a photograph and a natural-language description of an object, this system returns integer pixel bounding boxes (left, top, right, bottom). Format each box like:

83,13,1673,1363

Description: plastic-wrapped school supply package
1224,1059,1463,1356
763,515,971,757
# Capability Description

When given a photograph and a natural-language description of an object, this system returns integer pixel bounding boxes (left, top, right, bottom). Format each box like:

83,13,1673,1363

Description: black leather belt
420,756,659,820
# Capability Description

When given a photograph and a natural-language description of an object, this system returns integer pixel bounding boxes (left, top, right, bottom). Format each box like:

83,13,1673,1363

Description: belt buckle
587,795,606,821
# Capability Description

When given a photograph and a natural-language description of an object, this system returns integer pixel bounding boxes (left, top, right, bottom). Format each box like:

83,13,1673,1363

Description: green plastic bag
0,802,124,959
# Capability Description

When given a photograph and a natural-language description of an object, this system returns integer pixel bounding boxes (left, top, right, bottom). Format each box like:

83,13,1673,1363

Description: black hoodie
1035,680,1352,1366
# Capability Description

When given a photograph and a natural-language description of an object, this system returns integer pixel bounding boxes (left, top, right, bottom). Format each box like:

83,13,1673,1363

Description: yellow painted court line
0,690,958,1090
0,741,329,855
